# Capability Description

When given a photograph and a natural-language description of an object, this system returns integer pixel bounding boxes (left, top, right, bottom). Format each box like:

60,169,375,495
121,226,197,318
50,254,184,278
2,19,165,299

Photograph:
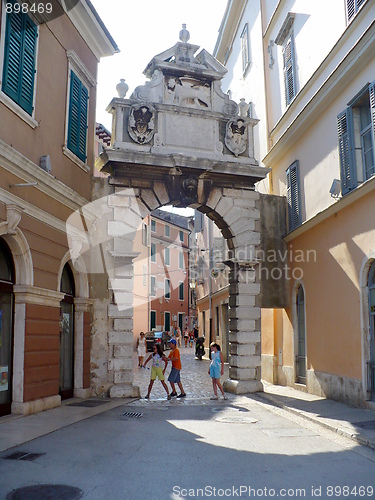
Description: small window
283,32,297,106
165,279,171,300
150,276,156,296
150,310,156,330
179,251,184,270
337,81,375,194
67,70,89,162
151,219,156,232
2,4,38,115
240,23,250,74
142,223,149,246
178,281,184,301
165,225,170,237
151,243,156,263
286,160,301,232
179,230,184,243
346,0,367,23
164,247,170,266
142,264,147,287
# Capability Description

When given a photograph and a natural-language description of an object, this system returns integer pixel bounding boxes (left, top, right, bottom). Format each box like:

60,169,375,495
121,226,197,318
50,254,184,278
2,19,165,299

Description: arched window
59,263,75,400
0,239,15,416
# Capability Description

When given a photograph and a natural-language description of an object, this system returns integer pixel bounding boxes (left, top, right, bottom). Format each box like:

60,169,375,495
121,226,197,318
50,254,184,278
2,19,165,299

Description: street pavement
0,348,374,499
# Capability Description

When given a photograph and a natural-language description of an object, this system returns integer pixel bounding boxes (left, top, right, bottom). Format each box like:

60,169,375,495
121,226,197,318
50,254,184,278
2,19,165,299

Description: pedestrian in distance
183,327,189,347
136,331,147,367
176,327,181,347
167,339,186,398
143,343,171,400
208,342,227,400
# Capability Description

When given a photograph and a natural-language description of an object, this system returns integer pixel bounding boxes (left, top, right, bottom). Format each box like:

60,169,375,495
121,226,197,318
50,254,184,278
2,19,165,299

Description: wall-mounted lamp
329,179,341,198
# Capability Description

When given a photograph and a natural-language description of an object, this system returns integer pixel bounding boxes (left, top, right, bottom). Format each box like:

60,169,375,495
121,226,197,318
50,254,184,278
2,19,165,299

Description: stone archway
69,28,289,398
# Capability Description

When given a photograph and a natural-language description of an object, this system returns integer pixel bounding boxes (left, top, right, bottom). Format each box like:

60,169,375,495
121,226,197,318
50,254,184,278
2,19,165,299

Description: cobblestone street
132,345,230,405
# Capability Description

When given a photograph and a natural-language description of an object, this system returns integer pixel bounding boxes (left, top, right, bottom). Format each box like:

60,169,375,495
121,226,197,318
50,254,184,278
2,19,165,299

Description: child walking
167,339,186,398
208,342,227,400
143,343,171,400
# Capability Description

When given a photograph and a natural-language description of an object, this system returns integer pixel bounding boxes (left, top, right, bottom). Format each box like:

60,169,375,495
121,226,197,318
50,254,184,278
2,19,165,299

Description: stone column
223,263,262,393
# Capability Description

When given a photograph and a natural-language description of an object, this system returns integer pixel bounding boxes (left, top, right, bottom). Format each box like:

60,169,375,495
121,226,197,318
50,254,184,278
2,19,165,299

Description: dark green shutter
67,71,88,162
286,160,301,232
337,109,356,194
2,8,37,115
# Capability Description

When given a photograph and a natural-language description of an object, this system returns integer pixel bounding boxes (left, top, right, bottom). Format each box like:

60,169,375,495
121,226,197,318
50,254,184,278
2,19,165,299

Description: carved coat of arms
128,104,155,144
225,118,248,157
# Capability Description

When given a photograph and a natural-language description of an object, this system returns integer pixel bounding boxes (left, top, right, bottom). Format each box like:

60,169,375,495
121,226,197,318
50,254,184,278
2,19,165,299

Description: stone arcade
69,28,285,398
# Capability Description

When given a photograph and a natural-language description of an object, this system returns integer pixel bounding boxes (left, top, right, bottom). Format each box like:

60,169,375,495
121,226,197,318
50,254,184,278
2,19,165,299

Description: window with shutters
286,160,301,232
1,4,37,116
240,23,250,75
178,281,184,301
164,247,170,266
346,0,368,23
337,82,375,195
165,278,170,300
67,70,88,162
150,276,156,297
179,251,184,270
283,32,297,106
151,219,156,232
151,243,156,263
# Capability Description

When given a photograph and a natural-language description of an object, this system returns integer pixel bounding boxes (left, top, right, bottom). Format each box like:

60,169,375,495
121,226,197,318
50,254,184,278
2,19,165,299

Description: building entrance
368,261,375,401
0,239,14,416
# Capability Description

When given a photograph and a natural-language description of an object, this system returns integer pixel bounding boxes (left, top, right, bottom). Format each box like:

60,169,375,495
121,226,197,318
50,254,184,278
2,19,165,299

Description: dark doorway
59,264,75,400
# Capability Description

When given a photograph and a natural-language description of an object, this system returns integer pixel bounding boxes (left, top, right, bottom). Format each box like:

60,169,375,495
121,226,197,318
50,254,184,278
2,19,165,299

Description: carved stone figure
128,104,155,144
225,118,247,157
131,69,163,103
165,76,210,108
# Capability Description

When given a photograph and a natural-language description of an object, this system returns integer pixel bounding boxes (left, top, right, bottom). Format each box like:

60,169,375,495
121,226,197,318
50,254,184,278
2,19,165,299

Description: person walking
183,327,189,348
136,331,147,367
167,339,186,398
143,343,171,400
208,342,227,400
176,327,181,347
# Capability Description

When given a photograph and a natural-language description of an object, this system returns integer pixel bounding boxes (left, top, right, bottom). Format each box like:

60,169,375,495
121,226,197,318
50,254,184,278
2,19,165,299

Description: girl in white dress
137,332,147,367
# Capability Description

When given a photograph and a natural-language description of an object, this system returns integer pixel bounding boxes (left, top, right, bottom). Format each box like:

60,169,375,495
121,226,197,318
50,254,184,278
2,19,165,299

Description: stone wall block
215,196,233,219
229,343,256,356
206,188,222,210
223,207,242,226
108,358,133,371
230,218,255,236
140,189,160,210
229,354,261,369
153,182,171,206
235,319,257,332
108,330,133,345
236,294,256,307
229,367,257,380
228,306,260,321
229,331,261,344
237,283,260,295
233,197,256,208
109,278,134,292
113,208,141,230
233,231,260,247
114,370,135,384
223,188,259,201
113,318,133,331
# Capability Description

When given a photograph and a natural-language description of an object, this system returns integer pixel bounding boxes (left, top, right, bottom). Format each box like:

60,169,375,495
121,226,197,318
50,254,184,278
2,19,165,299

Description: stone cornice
14,285,64,307
0,139,89,212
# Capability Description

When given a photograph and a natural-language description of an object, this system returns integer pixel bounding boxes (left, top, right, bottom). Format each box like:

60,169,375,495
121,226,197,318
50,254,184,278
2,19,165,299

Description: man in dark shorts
167,339,186,398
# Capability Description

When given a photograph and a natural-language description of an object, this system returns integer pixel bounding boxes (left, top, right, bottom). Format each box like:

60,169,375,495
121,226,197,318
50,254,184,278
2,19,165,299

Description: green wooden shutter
337,109,356,194
283,33,296,105
370,81,375,172
67,71,88,162
2,9,37,115
286,160,301,231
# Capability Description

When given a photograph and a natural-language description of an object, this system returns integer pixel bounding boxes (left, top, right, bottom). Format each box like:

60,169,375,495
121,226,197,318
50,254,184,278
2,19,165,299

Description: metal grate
3,451,45,461
122,411,143,418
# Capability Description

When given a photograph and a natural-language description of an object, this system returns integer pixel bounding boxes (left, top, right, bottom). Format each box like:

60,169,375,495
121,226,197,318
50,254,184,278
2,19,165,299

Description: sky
90,0,228,132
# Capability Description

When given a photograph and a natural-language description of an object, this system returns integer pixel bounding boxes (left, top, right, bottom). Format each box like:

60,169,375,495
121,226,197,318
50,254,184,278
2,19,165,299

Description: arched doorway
368,261,375,401
0,238,15,416
60,263,75,400
296,285,306,385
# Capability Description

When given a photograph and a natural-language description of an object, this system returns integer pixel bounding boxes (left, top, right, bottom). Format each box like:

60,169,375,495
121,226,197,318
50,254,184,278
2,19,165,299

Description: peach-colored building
133,209,190,347
0,2,117,416
214,0,375,407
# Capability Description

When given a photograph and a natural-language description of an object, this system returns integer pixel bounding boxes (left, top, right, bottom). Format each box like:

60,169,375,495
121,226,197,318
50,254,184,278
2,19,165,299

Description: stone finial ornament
238,98,250,118
179,24,190,43
116,79,129,99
